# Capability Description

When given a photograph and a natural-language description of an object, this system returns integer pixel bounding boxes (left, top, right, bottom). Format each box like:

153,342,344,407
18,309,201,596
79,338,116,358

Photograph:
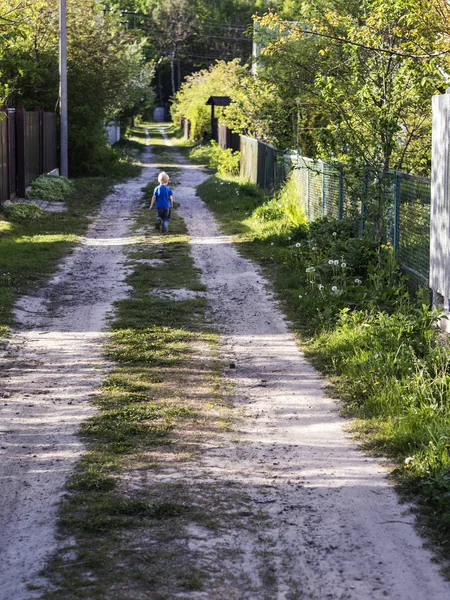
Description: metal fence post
321,161,326,216
338,167,344,220
306,165,310,220
360,165,367,231
394,173,401,252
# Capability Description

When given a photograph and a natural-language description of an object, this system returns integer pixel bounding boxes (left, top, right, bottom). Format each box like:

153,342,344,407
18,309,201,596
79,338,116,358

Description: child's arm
169,194,174,208
149,195,156,211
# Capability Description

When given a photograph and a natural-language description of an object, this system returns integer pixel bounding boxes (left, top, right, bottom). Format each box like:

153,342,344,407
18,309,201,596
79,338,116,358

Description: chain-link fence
239,137,431,284
282,153,431,285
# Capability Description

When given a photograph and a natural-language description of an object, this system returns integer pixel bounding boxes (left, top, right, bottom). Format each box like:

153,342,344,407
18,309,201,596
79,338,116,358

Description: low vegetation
190,140,240,176
0,177,125,339
197,172,450,566
27,174,74,202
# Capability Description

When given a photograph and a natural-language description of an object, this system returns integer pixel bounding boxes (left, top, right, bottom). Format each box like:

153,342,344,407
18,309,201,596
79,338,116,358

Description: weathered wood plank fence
0,108,58,203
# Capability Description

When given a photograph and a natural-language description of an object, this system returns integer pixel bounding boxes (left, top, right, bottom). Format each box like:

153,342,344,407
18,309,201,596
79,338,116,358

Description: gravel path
0,137,157,600
164,132,450,600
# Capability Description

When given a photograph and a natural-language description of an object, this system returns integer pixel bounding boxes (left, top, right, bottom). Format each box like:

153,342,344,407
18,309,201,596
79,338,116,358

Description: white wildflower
404,457,414,465
354,278,362,285
318,284,324,290
271,242,274,246
298,294,302,299
328,259,334,265
341,263,347,268
331,285,338,292
288,237,292,241
334,260,339,266
332,231,337,237
295,242,301,248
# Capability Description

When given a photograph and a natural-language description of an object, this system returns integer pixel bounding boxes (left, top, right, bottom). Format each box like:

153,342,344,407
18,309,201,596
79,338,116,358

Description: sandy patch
151,288,206,301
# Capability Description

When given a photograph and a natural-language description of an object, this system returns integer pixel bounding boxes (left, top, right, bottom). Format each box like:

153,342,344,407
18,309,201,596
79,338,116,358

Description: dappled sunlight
139,159,203,170
84,235,144,247
189,234,234,245
14,234,78,244
0,220,12,233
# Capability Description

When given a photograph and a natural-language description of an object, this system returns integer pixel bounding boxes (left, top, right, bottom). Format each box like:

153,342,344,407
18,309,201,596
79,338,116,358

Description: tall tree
250,0,445,176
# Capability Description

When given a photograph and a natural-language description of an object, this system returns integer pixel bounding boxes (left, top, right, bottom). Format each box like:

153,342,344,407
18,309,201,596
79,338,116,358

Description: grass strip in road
39,187,232,599
196,171,450,572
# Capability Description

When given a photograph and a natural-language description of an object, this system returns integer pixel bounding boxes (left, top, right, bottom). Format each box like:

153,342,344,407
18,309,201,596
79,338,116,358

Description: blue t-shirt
153,184,173,209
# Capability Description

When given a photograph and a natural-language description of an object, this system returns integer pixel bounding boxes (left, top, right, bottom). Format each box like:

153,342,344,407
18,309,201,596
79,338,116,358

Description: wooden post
16,107,26,198
38,108,44,175
430,90,450,328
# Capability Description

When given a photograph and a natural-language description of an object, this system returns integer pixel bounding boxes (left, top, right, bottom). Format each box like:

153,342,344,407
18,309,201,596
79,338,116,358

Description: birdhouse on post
205,96,231,142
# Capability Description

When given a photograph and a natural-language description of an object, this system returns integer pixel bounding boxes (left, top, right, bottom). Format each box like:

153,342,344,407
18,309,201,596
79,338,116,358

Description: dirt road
164,132,450,599
0,137,156,600
1,130,450,599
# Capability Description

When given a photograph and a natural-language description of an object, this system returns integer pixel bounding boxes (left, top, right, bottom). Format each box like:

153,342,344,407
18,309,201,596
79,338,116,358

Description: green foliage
0,0,155,177
237,3,446,176
190,140,240,176
27,175,74,202
171,60,246,140
2,202,45,222
248,172,308,237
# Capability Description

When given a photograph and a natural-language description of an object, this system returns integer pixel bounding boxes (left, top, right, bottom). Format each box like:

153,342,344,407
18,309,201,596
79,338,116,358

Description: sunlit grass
0,177,114,335
14,233,80,244
0,220,12,233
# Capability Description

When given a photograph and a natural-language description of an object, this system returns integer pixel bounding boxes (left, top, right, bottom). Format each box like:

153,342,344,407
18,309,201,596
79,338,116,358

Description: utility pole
59,0,68,177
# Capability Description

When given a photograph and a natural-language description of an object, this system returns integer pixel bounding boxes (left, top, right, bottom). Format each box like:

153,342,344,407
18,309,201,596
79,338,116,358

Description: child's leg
161,208,170,233
156,209,164,230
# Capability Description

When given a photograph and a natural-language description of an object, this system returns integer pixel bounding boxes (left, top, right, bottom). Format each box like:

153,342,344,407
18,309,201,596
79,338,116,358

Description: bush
27,175,74,202
3,202,45,222
190,141,240,176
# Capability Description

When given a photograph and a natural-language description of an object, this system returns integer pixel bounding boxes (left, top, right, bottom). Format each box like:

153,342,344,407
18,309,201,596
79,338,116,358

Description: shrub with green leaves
3,202,45,222
27,175,74,202
190,140,240,176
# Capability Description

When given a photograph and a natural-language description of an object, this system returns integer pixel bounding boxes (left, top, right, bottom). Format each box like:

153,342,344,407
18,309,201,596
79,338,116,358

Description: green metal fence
239,137,431,284
284,153,431,285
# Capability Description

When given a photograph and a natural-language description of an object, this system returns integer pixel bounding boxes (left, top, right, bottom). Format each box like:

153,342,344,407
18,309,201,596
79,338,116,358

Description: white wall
105,121,121,145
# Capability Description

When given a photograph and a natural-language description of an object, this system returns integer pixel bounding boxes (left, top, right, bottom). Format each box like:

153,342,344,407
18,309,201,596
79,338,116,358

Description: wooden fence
0,108,58,203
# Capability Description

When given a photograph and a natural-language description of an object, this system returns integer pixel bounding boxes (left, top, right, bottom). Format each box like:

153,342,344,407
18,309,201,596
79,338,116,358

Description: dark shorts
157,208,171,221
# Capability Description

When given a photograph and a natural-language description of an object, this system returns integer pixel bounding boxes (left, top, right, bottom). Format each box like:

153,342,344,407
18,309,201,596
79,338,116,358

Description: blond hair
158,171,169,184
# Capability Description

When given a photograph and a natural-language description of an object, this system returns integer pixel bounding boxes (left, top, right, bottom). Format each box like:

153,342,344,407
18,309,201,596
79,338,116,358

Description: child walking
149,171,174,234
